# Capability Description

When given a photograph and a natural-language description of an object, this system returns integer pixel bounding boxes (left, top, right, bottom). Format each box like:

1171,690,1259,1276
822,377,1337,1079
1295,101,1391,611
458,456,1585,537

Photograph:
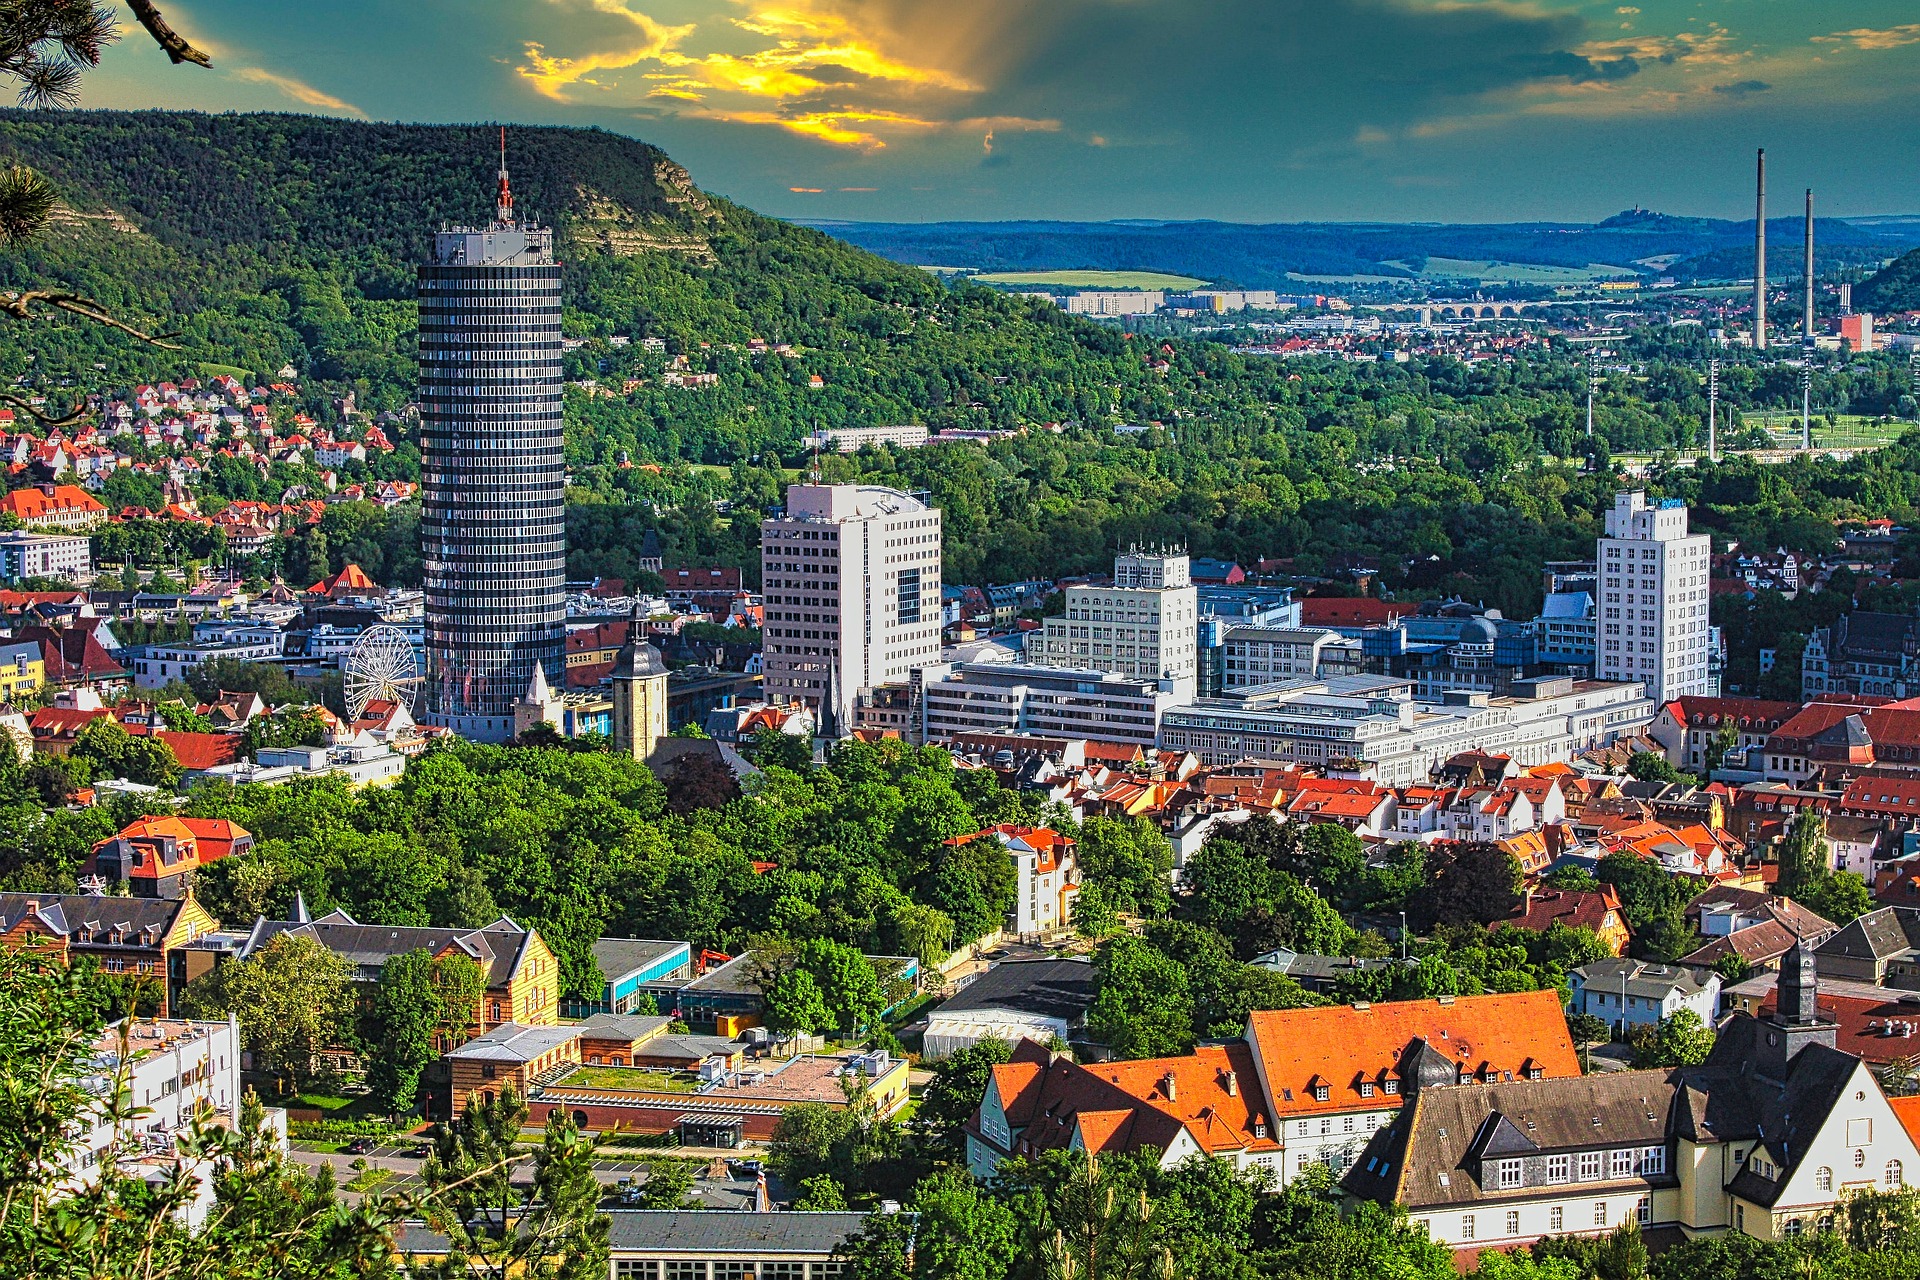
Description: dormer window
1384,1079,1399,1095
1360,1082,1375,1098
1313,1084,1330,1103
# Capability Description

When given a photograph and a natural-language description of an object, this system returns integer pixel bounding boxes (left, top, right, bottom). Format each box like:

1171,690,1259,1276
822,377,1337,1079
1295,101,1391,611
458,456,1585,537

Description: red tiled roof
309,563,377,596
1499,886,1625,937
151,731,240,771
1759,991,1920,1066
1841,775,1920,819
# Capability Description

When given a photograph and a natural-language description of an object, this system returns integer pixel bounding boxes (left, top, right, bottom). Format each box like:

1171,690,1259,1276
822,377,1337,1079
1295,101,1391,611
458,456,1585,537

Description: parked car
344,1138,376,1155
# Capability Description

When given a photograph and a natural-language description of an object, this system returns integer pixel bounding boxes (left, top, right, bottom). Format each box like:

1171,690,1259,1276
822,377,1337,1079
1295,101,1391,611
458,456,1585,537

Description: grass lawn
291,1092,359,1113
558,1066,699,1093
973,269,1207,290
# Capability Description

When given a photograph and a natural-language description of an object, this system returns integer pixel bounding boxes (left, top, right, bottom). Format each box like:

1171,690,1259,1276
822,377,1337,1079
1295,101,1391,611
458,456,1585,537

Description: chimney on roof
1225,1069,1239,1098
1162,1071,1177,1102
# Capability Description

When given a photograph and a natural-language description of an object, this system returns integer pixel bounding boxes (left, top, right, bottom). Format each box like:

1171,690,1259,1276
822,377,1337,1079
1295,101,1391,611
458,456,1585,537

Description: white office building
1025,550,1198,702
131,638,283,690
1594,491,1712,703
1158,674,1654,781
762,485,943,733
920,662,1179,748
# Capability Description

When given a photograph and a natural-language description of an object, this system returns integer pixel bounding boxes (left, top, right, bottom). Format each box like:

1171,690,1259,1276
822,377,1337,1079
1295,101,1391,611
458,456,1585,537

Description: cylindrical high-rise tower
417,138,565,742
1753,148,1767,350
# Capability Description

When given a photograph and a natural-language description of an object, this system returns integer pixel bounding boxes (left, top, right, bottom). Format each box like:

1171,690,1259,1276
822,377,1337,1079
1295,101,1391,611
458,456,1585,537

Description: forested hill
0,108,1172,463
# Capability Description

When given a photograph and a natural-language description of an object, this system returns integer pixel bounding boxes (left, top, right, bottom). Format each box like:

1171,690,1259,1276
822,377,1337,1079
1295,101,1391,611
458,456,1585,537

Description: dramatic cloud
69,0,1920,221
230,67,366,116
1812,24,1920,51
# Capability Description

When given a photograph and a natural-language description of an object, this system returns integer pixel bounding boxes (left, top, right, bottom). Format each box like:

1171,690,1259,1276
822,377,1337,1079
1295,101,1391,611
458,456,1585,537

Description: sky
73,0,1920,224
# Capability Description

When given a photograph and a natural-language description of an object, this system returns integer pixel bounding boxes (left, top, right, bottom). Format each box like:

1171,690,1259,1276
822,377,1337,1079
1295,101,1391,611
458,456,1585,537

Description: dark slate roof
0,892,186,948
1832,611,1920,662
1344,1070,1679,1211
395,1211,870,1259
241,911,533,985
1346,1014,1871,1214
935,958,1097,1023
1818,907,1920,963
604,1210,870,1254
1683,1018,1865,1207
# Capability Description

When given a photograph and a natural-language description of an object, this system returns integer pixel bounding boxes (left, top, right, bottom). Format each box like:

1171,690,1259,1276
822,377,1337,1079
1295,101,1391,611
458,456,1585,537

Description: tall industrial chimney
1753,148,1767,350
1803,188,1815,343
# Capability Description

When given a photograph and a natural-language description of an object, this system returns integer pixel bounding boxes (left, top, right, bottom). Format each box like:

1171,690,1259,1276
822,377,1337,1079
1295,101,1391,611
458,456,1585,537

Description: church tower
512,662,563,739
612,607,669,762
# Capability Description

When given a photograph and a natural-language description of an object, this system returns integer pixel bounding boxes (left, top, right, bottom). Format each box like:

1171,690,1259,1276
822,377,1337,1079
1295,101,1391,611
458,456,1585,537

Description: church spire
1777,939,1819,1026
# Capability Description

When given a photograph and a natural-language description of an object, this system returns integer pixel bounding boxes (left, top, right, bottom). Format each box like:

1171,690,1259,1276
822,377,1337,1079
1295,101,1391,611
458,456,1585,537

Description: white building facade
1595,491,1712,703
1158,675,1654,781
761,485,943,732
1026,550,1199,702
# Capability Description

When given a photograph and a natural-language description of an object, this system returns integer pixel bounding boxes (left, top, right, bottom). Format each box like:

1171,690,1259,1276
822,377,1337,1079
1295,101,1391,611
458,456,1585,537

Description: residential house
1568,959,1720,1033
0,638,45,699
88,817,253,899
238,909,559,1030
945,824,1079,937
1815,907,1920,989
0,891,220,1015
1349,950,1920,1251
1499,887,1632,955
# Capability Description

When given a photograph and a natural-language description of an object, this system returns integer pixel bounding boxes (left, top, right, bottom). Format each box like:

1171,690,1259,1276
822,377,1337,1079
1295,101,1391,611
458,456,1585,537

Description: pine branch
0,390,92,428
125,0,210,67
0,289,181,348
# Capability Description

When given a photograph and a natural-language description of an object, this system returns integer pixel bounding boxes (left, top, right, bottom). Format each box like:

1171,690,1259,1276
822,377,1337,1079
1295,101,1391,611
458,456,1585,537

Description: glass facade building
417,216,565,742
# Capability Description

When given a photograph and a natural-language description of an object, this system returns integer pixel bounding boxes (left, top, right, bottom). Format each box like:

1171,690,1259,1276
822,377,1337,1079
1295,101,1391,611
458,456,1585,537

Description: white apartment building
1595,491,1712,703
70,1016,265,1225
1025,550,1198,702
131,638,284,690
1158,674,1653,782
805,424,930,452
762,485,943,733
1222,626,1344,688
1065,291,1164,317
0,530,93,583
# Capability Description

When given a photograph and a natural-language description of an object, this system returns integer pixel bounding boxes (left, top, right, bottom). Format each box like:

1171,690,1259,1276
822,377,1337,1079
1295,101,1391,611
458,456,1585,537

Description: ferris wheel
343,625,422,720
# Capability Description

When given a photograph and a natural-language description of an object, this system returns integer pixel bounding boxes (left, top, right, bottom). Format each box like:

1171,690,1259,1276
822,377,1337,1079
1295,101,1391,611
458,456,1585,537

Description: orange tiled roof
0,485,104,520
1245,991,1580,1118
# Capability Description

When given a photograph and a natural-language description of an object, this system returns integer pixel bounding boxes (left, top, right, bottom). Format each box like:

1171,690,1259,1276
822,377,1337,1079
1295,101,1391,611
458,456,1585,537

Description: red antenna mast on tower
495,125,514,224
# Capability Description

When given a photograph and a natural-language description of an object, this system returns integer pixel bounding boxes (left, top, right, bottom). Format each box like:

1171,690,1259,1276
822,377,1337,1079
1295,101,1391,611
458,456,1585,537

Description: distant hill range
808,209,1920,291
1860,248,1920,313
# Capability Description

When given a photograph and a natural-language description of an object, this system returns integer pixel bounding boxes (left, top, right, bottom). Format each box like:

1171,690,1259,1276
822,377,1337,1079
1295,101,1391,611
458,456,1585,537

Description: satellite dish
342,625,421,721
